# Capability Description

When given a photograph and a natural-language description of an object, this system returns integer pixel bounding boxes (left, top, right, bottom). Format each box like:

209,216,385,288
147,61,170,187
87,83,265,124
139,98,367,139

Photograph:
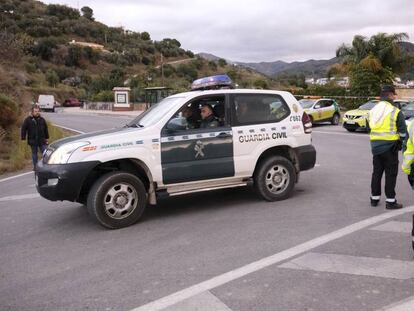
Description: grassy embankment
0,123,75,175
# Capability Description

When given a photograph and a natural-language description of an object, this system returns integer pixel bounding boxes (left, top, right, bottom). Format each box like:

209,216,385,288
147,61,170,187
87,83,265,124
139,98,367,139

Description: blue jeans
31,144,47,167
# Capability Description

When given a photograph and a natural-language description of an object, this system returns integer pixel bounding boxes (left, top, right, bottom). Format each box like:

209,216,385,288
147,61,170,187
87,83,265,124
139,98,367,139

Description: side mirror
314,104,321,109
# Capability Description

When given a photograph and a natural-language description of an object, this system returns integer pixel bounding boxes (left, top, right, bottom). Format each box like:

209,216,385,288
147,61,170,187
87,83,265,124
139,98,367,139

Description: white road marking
131,206,414,311
279,252,414,280
313,130,368,137
163,291,232,311
370,221,412,234
378,295,414,311
51,124,85,134
0,193,40,202
0,171,33,183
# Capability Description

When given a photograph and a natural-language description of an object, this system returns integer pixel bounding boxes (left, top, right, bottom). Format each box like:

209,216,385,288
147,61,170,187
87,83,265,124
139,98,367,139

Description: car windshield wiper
126,123,144,128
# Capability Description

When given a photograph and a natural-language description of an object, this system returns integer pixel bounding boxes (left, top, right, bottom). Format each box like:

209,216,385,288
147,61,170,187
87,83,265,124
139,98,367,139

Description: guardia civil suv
36,75,316,229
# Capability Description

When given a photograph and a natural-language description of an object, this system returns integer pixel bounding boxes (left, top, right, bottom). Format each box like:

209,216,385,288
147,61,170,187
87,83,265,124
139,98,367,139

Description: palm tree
334,32,411,95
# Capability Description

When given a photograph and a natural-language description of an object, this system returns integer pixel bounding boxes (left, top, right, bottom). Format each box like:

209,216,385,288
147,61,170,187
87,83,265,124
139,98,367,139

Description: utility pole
161,52,164,87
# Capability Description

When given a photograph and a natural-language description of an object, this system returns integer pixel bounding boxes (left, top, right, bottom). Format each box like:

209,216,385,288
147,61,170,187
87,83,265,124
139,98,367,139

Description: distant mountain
197,53,338,78
198,41,414,79
235,58,338,78
400,41,414,53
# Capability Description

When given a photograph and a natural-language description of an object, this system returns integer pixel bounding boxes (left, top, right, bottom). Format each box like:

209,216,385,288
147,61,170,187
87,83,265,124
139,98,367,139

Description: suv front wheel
87,171,147,229
254,156,295,201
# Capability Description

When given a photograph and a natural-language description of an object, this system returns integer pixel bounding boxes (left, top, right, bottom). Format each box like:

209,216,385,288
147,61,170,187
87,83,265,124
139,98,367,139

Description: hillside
0,0,276,108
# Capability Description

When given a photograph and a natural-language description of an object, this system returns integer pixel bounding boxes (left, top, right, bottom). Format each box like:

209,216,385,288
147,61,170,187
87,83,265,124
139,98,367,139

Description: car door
312,101,323,121
321,100,334,120
231,93,291,177
160,94,235,184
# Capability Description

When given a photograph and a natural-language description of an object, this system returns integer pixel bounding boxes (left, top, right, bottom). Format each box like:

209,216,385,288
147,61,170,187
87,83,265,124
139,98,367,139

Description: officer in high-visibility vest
402,119,414,188
369,85,407,209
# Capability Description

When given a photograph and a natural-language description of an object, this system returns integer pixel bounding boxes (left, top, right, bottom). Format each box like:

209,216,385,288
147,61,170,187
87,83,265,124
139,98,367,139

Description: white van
37,95,56,112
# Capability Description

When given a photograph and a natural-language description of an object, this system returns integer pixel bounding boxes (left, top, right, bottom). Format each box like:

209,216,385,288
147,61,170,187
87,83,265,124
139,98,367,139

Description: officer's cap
381,84,396,95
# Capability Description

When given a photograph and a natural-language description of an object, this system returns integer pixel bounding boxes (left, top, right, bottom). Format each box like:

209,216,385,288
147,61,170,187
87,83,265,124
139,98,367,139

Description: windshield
299,99,315,109
402,103,414,111
127,97,184,128
358,100,378,110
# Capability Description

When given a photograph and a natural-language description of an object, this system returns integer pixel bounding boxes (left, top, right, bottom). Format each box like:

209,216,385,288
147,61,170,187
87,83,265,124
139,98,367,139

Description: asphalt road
1,114,413,311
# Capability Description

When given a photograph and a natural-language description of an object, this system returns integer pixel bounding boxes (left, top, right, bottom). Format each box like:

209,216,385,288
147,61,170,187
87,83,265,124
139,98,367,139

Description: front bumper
342,119,368,131
36,160,99,202
295,144,316,171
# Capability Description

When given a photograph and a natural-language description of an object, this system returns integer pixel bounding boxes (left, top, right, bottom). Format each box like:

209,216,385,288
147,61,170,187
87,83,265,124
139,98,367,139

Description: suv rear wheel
87,171,147,229
331,113,340,125
254,156,295,201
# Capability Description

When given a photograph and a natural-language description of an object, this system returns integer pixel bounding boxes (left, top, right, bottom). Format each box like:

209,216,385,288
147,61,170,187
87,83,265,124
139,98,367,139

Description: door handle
217,132,232,138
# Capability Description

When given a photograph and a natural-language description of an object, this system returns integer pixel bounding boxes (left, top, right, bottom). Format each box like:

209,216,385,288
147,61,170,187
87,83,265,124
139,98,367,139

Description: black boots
385,201,403,210
370,198,403,209
370,198,379,207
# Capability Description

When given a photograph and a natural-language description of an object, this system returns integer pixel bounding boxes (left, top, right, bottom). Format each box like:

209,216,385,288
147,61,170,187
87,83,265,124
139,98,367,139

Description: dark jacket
21,115,49,146
200,114,219,129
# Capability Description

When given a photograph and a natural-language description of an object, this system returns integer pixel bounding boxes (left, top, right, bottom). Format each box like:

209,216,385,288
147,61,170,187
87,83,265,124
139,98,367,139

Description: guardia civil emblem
194,140,205,158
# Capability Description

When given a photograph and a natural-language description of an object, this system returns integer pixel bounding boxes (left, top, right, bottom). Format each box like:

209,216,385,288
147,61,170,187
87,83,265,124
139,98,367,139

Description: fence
82,102,147,111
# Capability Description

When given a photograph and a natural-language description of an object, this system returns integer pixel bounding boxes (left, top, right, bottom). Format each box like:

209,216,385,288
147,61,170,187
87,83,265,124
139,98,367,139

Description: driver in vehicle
200,103,220,128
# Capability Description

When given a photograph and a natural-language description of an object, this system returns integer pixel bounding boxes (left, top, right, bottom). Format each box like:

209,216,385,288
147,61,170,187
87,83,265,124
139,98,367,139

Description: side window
165,95,226,132
319,100,332,108
324,100,333,107
233,94,290,126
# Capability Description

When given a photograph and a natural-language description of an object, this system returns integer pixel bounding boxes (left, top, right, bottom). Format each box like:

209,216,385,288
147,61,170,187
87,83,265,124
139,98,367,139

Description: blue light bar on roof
191,74,233,90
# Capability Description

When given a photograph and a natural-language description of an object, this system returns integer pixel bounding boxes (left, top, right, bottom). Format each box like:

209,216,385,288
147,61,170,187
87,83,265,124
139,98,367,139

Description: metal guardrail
82,102,113,110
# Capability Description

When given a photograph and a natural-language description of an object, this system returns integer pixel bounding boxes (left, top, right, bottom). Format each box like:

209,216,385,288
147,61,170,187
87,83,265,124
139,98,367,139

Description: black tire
87,171,147,229
309,115,314,124
331,113,340,125
346,128,356,132
254,156,295,202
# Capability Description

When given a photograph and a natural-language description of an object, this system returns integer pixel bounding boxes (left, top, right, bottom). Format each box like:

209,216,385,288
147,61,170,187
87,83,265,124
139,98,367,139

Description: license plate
346,121,355,124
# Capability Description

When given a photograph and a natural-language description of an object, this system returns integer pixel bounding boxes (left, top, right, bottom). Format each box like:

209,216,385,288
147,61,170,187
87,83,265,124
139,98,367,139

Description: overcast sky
44,0,414,63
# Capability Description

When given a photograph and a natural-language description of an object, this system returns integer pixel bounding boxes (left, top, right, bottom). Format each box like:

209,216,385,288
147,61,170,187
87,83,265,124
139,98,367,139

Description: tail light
302,112,312,134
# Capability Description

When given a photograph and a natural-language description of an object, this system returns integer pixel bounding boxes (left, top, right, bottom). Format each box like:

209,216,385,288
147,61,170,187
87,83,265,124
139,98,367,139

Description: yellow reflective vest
402,120,414,174
368,101,400,141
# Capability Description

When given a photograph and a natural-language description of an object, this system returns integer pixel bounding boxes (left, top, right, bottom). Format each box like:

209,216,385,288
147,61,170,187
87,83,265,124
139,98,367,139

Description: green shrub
0,93,19,130
46,69,59,87
92,90,113,102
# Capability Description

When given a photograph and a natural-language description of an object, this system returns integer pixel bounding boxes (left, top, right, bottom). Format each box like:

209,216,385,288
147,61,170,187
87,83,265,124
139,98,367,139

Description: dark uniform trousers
371,149,399,199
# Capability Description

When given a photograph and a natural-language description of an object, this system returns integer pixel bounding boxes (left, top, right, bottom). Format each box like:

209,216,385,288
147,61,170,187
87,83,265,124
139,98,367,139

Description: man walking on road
21,105,49,170
369,85,407,209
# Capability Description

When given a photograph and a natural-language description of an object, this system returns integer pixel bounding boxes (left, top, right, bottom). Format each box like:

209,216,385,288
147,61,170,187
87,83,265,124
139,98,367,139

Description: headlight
48,141,90,164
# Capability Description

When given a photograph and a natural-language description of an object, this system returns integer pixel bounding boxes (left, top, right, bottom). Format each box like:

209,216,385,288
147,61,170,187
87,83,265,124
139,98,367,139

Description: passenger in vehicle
213,103,225,126
237,101,251,123
182,106,200,129
200,104,220,128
